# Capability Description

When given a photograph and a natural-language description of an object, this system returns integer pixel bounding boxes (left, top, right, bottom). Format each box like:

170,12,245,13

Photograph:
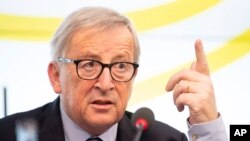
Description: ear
48,61,62,94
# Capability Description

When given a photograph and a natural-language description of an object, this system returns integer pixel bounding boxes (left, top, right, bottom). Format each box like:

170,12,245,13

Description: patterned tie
85,136,103,141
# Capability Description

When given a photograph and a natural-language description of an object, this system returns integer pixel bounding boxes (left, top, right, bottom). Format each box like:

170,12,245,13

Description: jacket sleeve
187,115,228,141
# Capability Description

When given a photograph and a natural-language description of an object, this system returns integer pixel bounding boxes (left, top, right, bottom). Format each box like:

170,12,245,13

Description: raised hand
165,39,218,125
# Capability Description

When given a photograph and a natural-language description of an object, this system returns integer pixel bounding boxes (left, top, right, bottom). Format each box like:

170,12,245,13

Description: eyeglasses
58,57,139,82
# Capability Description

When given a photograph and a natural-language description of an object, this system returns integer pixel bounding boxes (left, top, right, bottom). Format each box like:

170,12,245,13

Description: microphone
131,107,155,141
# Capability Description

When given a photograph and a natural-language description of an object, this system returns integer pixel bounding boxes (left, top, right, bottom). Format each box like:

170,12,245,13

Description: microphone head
131,107,155,131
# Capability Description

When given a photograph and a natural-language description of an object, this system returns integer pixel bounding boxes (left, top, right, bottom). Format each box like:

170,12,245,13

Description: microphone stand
133,123,144,141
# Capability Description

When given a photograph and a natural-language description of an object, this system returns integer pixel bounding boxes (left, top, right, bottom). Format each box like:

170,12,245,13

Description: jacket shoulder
0,102,51,126
0,98,59,141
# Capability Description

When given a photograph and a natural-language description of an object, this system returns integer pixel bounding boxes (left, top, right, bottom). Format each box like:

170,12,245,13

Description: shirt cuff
187,115,228,141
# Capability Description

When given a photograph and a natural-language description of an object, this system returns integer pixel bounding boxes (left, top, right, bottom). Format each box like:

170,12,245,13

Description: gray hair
50,6,140,62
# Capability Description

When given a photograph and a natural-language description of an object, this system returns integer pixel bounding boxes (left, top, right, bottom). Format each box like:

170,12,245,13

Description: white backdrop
1,0,250,136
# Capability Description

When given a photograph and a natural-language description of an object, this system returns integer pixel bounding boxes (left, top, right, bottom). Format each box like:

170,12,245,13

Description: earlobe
48,62,62,94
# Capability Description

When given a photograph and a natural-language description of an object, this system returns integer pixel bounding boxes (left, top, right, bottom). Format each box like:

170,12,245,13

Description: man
0,7,228,141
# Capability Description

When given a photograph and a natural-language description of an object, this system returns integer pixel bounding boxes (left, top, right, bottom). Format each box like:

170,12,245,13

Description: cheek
69,80,95,108
61,67,94,99
62,80,97,127
60,69,95,118
116,82,133,111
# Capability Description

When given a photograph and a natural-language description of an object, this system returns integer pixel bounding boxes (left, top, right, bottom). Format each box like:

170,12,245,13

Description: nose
94,67,115,92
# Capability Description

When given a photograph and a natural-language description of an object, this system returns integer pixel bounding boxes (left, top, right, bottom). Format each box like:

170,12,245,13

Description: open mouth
91,100,114,110
92,100,113,105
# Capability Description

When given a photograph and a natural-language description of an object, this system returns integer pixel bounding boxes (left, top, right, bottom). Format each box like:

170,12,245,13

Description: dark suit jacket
0,97,187,141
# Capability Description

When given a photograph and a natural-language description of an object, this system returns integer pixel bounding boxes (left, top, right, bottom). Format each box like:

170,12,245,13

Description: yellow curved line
0,14,62,41
0,0,220,41
126,0,220,31
129,29,250,106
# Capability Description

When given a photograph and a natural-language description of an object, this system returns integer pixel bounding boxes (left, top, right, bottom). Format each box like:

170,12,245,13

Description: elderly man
0,7,228,141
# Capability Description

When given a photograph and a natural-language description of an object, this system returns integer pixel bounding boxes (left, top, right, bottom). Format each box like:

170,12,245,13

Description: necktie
86,137,103,141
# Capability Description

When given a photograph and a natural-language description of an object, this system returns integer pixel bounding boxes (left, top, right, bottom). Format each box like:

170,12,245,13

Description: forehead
67,26,135,60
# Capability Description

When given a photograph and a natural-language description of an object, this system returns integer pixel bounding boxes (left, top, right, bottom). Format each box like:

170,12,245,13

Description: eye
118,62,126,69
85,61,95,68
79,60,99,71
113,62,128,72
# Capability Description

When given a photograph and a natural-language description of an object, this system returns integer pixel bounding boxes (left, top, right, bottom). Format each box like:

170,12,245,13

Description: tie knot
86,136,103,141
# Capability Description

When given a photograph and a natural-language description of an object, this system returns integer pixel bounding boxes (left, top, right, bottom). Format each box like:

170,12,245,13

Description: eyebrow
112,54,131,62
75,52,132,63
78,54,101,60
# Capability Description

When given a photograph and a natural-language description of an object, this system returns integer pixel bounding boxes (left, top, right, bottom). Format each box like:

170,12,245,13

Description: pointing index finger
194,39,210,76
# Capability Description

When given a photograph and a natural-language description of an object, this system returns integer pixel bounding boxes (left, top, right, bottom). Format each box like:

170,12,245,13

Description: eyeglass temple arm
58,57,74,63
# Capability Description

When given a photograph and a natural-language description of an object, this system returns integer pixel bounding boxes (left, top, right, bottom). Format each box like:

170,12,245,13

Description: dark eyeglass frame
58,57,139,82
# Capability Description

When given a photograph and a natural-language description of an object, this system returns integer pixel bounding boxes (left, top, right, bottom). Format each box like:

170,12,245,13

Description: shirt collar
60,102,118,141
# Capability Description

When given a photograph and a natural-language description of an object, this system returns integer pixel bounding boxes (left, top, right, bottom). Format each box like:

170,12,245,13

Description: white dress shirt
60,103,117,141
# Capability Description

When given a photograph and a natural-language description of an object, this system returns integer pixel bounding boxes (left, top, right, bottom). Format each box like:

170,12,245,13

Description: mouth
92,100,113,105
91,100,114,110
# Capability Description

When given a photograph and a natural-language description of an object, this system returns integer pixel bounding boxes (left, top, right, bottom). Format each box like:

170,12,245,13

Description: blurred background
1,0,250,136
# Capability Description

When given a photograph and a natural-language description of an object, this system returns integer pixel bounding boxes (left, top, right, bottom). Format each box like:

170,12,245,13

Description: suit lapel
39,97,65,141
116,111,135,141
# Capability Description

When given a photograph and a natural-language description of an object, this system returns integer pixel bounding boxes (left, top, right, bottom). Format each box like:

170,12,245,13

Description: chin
86,117,118,135
93,113,118,125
